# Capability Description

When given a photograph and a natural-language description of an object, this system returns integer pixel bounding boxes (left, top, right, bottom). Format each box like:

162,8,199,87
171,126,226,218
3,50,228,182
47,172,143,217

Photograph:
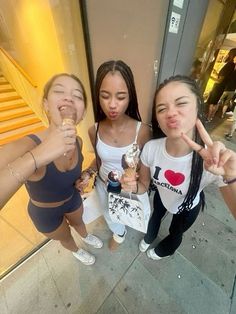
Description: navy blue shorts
28,190,82,233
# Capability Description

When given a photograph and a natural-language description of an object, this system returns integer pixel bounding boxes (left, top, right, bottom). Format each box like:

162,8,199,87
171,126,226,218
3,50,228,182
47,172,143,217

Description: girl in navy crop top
0,73,103,266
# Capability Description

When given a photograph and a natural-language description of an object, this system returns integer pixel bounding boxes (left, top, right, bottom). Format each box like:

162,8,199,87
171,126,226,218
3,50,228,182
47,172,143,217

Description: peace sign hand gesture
181,119,236,178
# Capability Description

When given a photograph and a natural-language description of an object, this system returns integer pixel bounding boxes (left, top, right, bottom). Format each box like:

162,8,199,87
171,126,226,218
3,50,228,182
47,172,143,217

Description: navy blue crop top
25,134,83,202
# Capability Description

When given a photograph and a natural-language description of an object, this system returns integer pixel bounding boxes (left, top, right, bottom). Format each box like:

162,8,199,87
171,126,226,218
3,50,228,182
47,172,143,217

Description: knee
69,219,84,228
58,232,73,244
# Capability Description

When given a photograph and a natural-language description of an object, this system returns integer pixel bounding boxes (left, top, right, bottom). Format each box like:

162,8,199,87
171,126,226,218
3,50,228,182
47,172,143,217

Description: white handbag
108,191,151,233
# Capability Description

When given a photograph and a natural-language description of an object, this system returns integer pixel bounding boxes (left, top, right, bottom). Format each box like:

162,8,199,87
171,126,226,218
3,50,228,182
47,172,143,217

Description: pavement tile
1,251,66,314
179,211,235,294
0,283,8,314
204,189,236,231
230,277,236,314
96,292,128,314
138,251,231,314
114,259,185,314
41,219,142,313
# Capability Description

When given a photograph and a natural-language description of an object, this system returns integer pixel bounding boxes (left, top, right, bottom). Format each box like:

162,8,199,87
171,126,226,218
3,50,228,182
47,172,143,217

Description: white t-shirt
141,138,225,214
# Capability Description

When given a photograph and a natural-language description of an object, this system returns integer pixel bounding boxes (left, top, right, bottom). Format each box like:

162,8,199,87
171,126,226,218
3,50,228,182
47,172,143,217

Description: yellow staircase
0,75,45,146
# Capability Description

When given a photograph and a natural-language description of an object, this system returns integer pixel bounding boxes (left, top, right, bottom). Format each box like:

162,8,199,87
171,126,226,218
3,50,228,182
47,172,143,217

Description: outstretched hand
75,171,91,194
181,119,236,178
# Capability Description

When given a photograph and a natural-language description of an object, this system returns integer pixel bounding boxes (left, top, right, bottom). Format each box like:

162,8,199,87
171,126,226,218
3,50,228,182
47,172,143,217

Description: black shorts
28,190,82,233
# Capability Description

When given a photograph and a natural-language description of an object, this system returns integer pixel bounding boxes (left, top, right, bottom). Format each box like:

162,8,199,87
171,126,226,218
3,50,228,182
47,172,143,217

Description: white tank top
96,122,141,181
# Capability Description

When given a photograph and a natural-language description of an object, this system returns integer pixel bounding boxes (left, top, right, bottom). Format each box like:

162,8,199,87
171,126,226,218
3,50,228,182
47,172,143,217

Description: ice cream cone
60,106,76,125
62,118,75,126
122,143,140,177
124,167,137,178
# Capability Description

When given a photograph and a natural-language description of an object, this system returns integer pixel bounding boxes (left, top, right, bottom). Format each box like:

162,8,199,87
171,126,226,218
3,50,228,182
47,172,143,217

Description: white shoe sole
139,239,150,252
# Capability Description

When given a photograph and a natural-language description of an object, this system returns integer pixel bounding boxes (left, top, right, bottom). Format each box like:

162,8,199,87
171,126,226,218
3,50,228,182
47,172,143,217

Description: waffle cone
124,167,136,178
62,118,75,126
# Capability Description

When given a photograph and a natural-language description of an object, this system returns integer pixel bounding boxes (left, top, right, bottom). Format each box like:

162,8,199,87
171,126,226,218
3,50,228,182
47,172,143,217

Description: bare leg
65,204,88,238
207,104,215,121
229,120,236,136
221,104,229,118
44,218,78,252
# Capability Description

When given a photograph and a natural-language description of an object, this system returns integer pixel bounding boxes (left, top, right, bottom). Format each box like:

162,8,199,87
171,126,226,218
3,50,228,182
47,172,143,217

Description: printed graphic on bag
109,193,143,227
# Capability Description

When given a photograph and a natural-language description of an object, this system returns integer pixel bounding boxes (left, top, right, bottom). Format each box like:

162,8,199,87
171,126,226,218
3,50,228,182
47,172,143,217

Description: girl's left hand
75,172,90,194
182,119,236,178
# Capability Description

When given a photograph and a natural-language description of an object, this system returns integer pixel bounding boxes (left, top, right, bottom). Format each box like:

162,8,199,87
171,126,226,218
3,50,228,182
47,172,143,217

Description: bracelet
223,177,236,185
27,151,38,172
7,163,26,184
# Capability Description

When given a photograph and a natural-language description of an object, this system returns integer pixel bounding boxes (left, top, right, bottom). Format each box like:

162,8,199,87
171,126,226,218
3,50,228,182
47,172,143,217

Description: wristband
223,177,236,185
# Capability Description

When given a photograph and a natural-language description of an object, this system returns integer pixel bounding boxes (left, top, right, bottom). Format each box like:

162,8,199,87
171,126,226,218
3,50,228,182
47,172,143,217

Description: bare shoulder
138,122,152,148
0,136,37,167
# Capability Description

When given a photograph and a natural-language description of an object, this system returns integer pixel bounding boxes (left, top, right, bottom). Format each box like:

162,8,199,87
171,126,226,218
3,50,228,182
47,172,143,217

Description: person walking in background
219,67,236,118
87,60,151,250
206,48,236,122
0,73,103,265
121,75,236,261
225,96,236,141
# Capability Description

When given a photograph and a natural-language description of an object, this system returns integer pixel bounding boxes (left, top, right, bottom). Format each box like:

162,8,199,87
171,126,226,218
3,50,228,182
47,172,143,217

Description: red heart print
164,170,185,186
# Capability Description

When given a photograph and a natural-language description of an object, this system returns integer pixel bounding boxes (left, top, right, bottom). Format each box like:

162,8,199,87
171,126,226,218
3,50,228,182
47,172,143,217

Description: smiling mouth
59,105,71,112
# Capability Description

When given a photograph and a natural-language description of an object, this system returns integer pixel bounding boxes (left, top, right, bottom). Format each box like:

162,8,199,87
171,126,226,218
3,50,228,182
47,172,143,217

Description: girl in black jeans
121,75,236,261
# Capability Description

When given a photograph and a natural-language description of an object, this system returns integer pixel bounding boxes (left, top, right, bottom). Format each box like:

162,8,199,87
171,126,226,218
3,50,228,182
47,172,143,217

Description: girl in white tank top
87,60,151,250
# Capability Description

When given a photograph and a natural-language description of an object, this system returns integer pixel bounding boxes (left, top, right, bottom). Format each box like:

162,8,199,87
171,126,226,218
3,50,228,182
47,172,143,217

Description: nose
166,105,177,118
63,93,73,102
109,97,117,109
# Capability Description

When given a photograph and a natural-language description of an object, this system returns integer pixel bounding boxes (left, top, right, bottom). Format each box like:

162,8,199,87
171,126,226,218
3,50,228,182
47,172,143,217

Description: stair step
0,117,41,133
0,114,40,126
0,102,27,112
0,91,18,99
0,95,21,103
0,77,8,84
0,109,34,122
0,83,12,90
0,99,28,107
0,87,14,93
0,124,46,146
0,74,45,146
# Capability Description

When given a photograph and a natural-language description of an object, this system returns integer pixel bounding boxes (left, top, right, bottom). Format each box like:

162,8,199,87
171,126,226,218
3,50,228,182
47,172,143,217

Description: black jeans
144,191,201,257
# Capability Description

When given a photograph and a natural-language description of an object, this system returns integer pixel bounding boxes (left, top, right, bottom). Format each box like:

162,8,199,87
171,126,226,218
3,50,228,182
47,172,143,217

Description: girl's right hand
120,172,138,193
32,124,77,167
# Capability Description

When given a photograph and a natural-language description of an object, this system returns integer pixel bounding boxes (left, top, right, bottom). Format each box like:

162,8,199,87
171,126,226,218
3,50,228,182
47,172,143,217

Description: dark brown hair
94,60,141,121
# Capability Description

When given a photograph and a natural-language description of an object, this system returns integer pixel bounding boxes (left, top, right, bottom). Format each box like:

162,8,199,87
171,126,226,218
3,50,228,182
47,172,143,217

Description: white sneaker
82,234,103,248
139,239,150,252
113,230,127,244
73,249,95,265
147,248,170,261
226,111,233,116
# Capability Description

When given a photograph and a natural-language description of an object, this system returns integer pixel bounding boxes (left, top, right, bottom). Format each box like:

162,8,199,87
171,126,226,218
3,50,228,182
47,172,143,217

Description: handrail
0,47,37,87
